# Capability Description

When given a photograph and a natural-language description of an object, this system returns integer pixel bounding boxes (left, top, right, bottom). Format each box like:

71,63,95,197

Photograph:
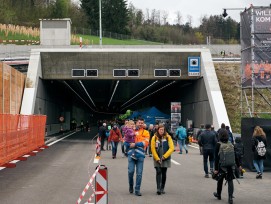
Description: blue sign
188,57,201,76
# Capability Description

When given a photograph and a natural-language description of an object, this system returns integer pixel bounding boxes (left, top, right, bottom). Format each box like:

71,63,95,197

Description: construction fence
0,114,47,166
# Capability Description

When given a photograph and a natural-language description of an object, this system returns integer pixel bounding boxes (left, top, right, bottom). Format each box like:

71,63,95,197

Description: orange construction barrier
0,114,47,167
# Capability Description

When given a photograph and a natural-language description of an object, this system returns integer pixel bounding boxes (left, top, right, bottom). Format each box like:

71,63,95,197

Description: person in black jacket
213,129,240,204
252,126,267,179
198,124,217,178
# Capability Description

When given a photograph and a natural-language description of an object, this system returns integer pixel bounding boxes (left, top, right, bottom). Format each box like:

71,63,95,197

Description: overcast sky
126,0,271,26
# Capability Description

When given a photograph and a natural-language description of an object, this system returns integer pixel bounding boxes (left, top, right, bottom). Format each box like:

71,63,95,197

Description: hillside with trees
0,0,240,45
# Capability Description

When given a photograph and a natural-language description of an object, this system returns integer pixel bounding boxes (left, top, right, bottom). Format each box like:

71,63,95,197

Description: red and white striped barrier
96,137,101,157
95,165,108,204
76,165,108,204
77,165,100,204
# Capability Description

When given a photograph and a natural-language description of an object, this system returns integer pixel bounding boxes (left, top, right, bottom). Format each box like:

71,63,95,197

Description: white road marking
171,159,181,165
188,144,199,149
47,132,77,146
9,160,20,164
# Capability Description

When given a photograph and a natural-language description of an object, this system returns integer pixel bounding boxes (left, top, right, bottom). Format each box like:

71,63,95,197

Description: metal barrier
0,114,47,166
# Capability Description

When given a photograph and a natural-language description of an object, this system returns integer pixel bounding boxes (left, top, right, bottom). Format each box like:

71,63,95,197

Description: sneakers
131,155,137,160
135,191,142,196
178,152,182,154
213,192,221,200
256,172,262,179
156,190,161,195
149,154,152,157
129,186,133,194
205,174,209,178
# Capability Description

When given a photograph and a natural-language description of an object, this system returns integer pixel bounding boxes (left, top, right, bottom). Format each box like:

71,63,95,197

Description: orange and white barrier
76,165,108,204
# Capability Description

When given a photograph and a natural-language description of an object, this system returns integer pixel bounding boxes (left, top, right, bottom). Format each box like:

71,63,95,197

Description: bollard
95,165,108,204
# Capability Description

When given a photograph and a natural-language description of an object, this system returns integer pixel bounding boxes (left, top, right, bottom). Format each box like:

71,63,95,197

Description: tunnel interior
39,79,190,115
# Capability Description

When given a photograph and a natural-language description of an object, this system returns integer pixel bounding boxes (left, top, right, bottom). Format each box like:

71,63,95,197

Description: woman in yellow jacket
151,124,174,195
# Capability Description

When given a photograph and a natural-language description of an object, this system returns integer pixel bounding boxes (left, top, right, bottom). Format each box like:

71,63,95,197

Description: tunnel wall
35,79,92,135
181,78,212,128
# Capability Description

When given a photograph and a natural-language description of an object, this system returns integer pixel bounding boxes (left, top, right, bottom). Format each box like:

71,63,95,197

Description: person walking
198,124,217,178
213,129,240,204
252,126,267,179
99,123,107,151
197,124,205,155
108,124,122,159
127,118,150,196
147,124,155,157
151,124,174,195
175,123,188,154
234,137,245,178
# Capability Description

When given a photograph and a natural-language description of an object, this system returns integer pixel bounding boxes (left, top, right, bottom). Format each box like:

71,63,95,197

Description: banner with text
241,6,271,88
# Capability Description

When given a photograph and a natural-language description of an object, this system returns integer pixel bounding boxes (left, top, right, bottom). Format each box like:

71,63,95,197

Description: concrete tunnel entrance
20,47,230,135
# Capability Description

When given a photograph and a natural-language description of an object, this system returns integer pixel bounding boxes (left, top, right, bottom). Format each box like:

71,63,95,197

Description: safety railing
0,114,47,166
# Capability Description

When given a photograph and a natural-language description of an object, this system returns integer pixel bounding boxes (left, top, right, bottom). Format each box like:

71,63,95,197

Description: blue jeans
253,159,264,174
178,139,187,153
111,141,119,156
203,149,214,174
128,156,144,193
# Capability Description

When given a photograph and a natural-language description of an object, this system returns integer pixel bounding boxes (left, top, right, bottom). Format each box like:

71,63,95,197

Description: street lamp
222,8,245,18
99,0,102,46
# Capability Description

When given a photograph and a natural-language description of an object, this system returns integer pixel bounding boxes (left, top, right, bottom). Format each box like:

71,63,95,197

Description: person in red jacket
108,124,122,159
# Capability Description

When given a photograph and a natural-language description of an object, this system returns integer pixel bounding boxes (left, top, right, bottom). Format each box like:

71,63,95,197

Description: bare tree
161,10,169,25
187,14,193,27
175,11,182,25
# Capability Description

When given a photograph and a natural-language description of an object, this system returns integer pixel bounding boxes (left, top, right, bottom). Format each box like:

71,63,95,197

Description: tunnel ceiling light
121,81,176,111
63,81,96,112
72,69,85,77
108,80,119,107
121,80,158,108
79,80,96,108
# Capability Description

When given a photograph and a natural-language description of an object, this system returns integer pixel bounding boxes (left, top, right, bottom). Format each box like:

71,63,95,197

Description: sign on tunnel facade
41,51,201,80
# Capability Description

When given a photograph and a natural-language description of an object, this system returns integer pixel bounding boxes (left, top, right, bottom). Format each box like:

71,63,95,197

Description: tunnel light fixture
63,81,96,112
154,69,168,77
86,69,98,77
121,80,158,108
79,80,96,108
108,80,120,107
169,69,181,77
72,69,85,77
127,69,139,77
113,69,126,77
121,81,176,111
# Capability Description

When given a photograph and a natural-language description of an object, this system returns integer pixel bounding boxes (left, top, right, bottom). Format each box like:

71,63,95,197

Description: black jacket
198,129,217,150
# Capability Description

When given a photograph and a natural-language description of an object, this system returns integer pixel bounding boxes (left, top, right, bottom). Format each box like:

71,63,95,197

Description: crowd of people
95,119,267,204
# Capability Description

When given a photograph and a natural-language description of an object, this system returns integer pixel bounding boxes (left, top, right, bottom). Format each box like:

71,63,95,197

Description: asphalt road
0,131,270,204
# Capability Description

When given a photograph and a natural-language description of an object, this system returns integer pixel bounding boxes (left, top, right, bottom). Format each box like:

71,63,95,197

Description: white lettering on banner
255,10,271,16
256,17,271,22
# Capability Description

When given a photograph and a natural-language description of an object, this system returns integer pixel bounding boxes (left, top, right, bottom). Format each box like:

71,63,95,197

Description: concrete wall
40,19,71,46
181,78,212,128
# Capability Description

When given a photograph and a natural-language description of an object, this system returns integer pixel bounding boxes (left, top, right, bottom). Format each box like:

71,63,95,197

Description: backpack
234,143,244,158
256,140,266,156
177,127,187,140
219,142,235,168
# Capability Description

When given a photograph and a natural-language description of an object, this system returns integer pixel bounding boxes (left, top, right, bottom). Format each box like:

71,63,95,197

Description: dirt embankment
214,63,271,133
